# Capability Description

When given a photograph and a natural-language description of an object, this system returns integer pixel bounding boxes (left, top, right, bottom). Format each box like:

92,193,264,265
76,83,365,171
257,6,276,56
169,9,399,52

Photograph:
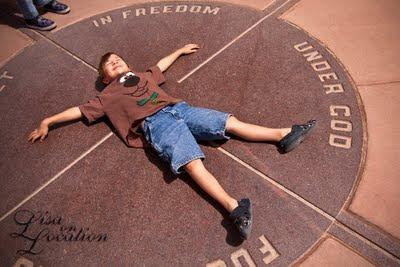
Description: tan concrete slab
0,24,32,67
281,0,400,85
5,0,276,32
298,237,376,267
349,82,400,240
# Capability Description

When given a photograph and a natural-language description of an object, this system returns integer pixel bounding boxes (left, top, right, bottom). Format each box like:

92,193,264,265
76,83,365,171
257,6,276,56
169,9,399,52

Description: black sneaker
230,198,252,240
25,16,56,31
43,0,70,14
279,120,317,153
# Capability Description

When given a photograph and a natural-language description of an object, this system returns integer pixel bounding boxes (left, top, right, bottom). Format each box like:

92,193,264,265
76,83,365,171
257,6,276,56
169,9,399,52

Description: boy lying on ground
28,44,316,240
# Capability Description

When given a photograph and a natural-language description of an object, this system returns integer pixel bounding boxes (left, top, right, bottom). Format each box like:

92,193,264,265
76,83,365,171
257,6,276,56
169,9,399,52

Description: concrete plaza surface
0,0,399,266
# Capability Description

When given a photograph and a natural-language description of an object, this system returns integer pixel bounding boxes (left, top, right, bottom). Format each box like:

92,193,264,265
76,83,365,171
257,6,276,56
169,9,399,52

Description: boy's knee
183,158,203,173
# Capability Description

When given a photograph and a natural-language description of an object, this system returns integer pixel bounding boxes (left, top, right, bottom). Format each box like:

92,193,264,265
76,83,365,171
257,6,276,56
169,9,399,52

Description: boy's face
102,54,130,84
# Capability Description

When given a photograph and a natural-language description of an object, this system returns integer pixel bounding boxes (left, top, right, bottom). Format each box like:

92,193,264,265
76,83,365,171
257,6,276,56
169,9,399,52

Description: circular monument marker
0,1,367,266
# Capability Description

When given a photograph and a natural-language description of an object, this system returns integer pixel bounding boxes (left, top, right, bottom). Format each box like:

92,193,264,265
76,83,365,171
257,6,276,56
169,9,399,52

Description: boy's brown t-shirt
78,66,183,148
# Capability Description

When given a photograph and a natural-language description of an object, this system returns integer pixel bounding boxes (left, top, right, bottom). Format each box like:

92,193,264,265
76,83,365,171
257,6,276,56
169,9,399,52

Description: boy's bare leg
184,159,239,213
226,116,291,142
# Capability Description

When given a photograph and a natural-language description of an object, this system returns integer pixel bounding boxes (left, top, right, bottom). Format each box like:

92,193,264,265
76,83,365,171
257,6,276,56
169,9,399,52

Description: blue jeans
16,0,52,20
142,102,232,175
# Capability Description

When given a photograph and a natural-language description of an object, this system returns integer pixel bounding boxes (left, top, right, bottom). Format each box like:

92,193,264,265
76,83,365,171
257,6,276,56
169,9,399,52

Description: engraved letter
0,71,13,80
122,10,131,19
176,5,188,12
100,16,112,25
163,5,173,13
330,105,351,117
303,51,322,62
206,259,227,267
92,20,99,27
319,72,338,82
294,41,313,52
324,83,344,94
0,85,5,93
329,134,352,149
331,120,352,132
311,61,331,71
136,8,146,16
150,6,160,14
259,235,280,264
190,5,202,13
231,248,256,267
203,6,220,15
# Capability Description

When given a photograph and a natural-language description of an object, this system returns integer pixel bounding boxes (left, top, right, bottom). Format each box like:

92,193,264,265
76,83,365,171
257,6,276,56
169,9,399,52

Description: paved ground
0,0,399,266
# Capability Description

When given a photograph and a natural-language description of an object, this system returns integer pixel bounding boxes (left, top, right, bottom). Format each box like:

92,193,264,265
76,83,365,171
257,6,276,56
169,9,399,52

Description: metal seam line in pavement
332,221,400,264
357,80,400,87
262,0,279,11
213,145,336,220
0,132,113,222
177,0,292,83
215,145,400,263
32,30,98,72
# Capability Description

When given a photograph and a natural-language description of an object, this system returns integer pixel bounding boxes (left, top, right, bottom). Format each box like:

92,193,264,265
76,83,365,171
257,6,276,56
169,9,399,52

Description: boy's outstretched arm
28,107,83,143
156,44,200,72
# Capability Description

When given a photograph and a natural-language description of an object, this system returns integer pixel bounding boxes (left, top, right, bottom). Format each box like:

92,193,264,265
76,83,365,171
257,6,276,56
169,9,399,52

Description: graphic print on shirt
120,73,160,106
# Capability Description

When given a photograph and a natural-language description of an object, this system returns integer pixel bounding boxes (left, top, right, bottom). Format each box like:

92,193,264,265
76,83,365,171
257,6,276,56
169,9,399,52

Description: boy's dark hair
98,52,127,79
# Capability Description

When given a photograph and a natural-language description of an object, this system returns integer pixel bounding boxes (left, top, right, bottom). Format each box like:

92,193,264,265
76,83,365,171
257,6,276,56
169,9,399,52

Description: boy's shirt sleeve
146,65,166,85
78,97,105,124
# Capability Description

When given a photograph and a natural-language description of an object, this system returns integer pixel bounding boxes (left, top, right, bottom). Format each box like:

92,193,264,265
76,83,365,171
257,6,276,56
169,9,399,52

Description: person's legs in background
16,0,47,20
16,0,70,31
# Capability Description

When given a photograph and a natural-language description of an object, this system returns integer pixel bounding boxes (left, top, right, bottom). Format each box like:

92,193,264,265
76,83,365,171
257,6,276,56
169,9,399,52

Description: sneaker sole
240,199,252,240
230,198,252,240
26,23,57,31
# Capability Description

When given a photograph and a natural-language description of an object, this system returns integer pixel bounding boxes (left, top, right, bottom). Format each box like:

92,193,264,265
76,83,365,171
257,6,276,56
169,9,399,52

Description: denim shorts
141,102,232,175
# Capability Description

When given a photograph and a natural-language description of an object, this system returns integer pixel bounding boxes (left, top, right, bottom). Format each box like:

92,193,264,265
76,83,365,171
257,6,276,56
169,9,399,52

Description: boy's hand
179,44,200,55
28,120,49,143
157,44,200,72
